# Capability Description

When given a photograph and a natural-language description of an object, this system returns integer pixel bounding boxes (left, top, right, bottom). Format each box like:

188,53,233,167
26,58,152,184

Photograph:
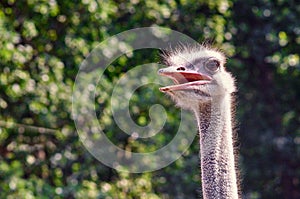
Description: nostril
177,67,186,71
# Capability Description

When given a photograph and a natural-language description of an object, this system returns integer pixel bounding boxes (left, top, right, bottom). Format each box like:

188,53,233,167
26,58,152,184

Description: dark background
0,0,299,198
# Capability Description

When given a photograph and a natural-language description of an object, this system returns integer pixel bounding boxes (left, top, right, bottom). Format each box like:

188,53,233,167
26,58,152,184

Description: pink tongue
159,80,211,92
167,72,212,84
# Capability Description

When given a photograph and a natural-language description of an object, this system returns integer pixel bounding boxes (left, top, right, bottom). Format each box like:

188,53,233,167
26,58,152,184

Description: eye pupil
205,59,220,72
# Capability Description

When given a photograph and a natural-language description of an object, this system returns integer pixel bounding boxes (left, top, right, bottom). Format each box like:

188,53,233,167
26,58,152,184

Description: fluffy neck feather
194,94,239,199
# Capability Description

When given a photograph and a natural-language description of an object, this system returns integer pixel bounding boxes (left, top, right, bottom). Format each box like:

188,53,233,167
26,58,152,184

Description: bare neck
194,94,239,199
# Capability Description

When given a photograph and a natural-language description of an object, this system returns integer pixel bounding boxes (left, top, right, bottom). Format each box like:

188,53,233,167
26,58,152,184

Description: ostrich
158,45,240,199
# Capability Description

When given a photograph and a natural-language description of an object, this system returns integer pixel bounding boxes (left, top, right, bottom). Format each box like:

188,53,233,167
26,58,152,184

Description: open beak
158,66,212,92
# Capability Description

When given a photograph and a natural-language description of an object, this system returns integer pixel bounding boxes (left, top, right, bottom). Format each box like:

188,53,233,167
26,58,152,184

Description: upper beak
158,66,212,92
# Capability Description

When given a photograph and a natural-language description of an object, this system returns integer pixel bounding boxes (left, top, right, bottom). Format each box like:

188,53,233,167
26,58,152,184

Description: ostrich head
158,45,236,110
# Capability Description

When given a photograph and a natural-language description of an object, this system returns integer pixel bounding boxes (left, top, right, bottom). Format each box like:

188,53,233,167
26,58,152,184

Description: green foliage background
0,0,300,198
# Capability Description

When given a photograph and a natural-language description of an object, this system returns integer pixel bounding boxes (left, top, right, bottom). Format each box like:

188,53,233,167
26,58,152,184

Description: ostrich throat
194,94,238,199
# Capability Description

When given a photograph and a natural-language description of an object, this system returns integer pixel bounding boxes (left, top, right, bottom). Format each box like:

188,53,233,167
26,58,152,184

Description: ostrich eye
205,59,220,73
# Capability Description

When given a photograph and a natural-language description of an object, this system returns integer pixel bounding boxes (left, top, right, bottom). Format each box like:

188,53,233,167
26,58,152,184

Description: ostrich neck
194,94,238,199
